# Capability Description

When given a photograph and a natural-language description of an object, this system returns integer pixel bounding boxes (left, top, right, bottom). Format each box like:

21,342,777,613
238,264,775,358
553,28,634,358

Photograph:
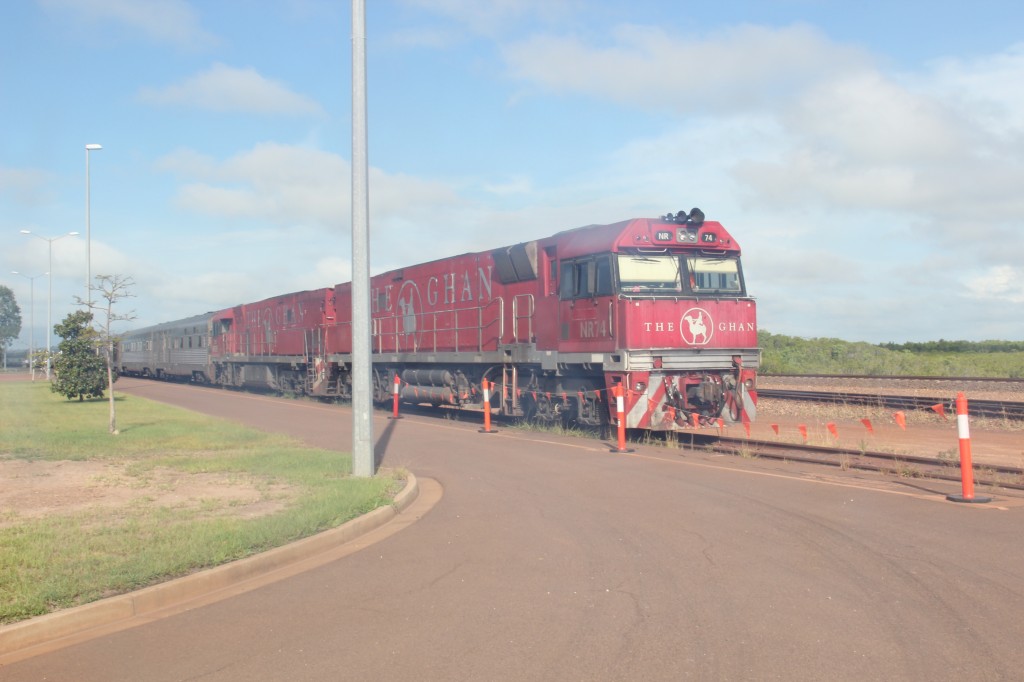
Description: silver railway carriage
119,313,215,382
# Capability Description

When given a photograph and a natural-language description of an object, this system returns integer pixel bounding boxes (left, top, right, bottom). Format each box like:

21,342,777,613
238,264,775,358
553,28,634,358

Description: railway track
760,373,1024,383
756,389,1024,420
396,402,1024,492
681,433,1024,492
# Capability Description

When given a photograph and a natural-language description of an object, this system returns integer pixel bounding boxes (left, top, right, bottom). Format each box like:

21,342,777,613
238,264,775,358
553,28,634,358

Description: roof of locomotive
329,213,742,290
544,217,740,260
208,288,334,319
237,288,333,307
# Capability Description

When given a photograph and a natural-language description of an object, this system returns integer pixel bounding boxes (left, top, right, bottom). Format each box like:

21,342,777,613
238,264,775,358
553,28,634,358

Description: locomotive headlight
745,378,756,390
635,382,646,393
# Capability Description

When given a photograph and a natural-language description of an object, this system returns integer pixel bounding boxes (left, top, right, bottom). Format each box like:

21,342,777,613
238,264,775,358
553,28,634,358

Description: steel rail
397,402,1024,491
681,433,1024,492
757,389,1024,420
760,373,1024,384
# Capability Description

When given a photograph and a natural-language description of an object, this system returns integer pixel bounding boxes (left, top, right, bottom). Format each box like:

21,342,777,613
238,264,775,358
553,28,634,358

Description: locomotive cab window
548,254,558,296
595,257,613,296
617,254,682,295
559,262,575,299
684,256,744,295
559,255,614,300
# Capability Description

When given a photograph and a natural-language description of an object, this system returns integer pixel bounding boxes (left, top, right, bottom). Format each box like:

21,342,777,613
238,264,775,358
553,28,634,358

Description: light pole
11,271,46,380
20,230,79,380
85,143,102,306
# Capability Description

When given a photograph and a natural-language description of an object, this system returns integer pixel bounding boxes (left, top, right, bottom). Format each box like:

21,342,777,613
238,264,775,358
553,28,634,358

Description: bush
51,310,109,401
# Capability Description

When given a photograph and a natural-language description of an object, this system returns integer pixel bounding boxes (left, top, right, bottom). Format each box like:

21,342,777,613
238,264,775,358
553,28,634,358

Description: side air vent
492,241,539,284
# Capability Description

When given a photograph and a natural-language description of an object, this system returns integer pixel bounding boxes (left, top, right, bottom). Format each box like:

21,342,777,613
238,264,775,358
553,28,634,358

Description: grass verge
0,381,400,625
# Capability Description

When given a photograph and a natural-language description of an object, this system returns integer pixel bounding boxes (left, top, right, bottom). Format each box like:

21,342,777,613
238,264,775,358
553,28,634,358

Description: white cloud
385,26,458,50
787,72,973,164
0,167,53,206
499,24,1024,235
734,64,1024,230
502,23,872,114
16,231,83,279
924,43,1024,135
157,143,461,231
39,0,217,49
964,265,1024,304
150,271,258,314
482,176,533,195
308,256,351,290
139,63,325,116
401,0,581,37
157,143,345,226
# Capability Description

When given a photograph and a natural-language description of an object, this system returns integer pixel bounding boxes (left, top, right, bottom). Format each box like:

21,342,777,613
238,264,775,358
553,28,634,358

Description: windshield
614,253,745,296
617,255,682,294
685,256,743,295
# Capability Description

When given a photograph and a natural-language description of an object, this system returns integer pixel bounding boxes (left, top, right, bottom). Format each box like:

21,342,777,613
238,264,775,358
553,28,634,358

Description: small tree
0,285,22,370
78,275,136,434
29,349,48,375
51,310,106,401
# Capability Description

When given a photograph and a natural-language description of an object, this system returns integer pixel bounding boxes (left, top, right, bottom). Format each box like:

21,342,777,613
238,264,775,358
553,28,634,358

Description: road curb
0,473,420,658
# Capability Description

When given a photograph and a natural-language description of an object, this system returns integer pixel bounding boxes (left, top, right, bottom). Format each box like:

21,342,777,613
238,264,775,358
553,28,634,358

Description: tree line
878,339,1024,354
759,331,1024,377
0,285,21,369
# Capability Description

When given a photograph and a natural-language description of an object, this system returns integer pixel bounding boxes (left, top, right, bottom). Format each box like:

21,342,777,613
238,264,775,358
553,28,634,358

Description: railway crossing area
2,375,1023,680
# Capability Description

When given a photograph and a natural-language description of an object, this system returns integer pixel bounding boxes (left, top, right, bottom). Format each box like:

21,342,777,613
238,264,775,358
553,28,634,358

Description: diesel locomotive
119,208,759,431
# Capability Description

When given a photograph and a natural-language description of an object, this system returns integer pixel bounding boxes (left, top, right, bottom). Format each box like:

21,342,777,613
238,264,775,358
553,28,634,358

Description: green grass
0,382,400,625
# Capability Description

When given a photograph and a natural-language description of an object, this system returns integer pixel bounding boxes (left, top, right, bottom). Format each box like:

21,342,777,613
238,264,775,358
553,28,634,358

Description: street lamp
11,271,46,380
20,229,79,380
85,143,102,306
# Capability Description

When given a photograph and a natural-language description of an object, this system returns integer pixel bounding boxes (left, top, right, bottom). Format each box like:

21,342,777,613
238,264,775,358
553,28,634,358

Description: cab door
558,255,616,352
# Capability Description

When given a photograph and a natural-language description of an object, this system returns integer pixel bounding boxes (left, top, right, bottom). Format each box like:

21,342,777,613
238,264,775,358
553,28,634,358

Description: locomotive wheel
522,391,577,428
522,391,556,424
371,369,391,403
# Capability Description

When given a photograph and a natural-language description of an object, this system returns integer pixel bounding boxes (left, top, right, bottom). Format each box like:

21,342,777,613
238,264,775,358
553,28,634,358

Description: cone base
946,493,992,504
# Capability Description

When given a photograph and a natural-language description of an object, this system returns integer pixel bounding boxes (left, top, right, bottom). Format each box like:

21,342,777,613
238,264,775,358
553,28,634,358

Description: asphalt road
4,378,1023,681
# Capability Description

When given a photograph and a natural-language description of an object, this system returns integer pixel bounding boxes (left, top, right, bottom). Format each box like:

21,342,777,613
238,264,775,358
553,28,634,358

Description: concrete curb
0,473,420,657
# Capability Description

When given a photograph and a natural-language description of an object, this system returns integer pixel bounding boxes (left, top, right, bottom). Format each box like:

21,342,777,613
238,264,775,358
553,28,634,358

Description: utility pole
350,0,374,477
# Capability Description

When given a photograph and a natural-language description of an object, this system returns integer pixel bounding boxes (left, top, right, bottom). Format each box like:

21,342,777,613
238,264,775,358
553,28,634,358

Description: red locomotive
120,208,758,431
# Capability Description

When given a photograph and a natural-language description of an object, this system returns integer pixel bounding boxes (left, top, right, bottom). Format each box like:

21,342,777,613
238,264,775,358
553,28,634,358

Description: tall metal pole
11,271,45,381
20,230,78,380
85,144,102,306
350,0,374,477
29,275,36,380
46,240,54,380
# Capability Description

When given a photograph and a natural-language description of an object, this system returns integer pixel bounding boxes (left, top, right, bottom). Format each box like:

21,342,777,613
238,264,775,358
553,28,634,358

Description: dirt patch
0,459,298,528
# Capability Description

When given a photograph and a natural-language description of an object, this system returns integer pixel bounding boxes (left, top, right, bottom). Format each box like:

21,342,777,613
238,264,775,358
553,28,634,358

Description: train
118,208,759,431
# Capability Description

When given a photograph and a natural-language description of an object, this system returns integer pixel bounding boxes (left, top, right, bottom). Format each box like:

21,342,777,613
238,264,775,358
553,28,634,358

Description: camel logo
396,281,423,350
680,308,713,346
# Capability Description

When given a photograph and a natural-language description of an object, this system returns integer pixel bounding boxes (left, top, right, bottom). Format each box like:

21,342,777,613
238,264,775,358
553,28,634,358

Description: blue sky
2,0,1022,351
